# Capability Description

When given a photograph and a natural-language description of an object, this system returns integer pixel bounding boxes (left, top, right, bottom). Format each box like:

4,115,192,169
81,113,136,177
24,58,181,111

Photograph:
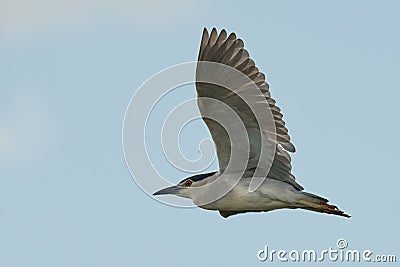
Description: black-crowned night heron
154,28,350,218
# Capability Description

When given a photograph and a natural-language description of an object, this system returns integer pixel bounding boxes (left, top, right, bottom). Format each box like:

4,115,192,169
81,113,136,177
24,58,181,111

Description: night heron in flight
154,28,350,218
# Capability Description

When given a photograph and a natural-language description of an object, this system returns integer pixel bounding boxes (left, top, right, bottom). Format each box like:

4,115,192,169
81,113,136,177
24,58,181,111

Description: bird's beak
153,185,183,196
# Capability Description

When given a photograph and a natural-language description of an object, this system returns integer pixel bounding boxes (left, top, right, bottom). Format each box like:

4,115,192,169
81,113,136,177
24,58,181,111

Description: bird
153,28,350,218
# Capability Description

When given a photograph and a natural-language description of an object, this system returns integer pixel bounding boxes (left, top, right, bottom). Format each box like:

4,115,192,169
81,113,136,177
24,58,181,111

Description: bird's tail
296,192,351,218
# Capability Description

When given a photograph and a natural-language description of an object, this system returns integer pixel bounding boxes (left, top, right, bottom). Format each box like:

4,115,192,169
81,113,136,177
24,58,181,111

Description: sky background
1,0,399,266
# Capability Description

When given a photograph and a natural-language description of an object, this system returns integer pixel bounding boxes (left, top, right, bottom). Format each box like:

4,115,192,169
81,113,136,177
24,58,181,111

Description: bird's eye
185,180,193,187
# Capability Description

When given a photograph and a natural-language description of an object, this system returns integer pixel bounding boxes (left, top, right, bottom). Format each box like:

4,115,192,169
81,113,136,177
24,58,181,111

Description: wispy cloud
0,86,56,168
0,0,214,40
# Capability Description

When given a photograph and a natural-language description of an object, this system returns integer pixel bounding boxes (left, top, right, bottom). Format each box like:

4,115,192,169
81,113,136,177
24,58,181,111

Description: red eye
185,180,193,187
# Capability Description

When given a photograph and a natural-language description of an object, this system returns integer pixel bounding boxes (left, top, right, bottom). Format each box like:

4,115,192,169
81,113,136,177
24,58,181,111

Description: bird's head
152,178,194,198
153,172,217,199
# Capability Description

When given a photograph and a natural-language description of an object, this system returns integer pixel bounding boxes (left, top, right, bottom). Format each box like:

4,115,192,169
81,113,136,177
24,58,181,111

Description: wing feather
196,28,302,190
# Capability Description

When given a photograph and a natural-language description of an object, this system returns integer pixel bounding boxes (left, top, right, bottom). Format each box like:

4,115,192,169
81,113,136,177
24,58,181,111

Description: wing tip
282,142,296,153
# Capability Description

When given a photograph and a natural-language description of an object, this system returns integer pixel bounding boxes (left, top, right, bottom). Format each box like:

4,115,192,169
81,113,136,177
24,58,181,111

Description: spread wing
195,28,303,190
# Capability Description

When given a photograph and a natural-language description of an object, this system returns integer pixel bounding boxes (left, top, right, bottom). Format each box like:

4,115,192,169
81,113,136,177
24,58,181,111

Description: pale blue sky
1,1,399,266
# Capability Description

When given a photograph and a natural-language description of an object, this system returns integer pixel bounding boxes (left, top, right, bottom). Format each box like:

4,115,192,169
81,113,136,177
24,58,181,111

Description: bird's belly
201,193,286,211
198,178,299,211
